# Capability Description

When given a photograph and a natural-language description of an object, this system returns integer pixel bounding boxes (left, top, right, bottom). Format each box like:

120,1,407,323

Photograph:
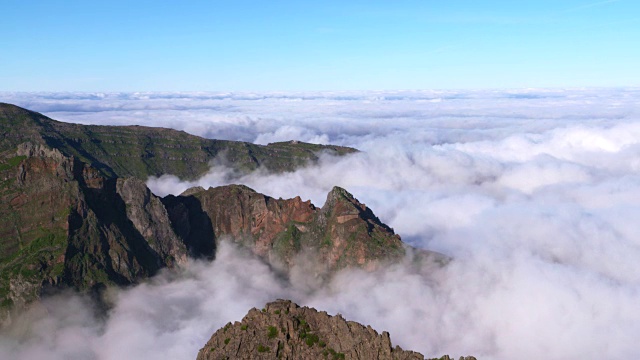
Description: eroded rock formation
0,141,432,323
197,299,426,360
197,299,478,360
167,184,409,275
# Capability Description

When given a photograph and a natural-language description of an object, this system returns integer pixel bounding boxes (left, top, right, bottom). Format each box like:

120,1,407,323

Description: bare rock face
318,186,405,270
0,145,423,323
0,103,444,327
167,185,412,276
197,299,426,360
0,143,190,318
116,177,188,267
0,143,442,326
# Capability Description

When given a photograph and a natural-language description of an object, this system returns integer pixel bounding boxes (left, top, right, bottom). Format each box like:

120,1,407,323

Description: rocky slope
0,144,190,319
163,184,411,275
0,102,363,320
0,139,436,323
197,299,476,360
0,102,356,180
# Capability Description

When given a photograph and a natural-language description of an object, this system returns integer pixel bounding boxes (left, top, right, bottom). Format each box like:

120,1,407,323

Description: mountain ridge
0,102,357,180
0,103,440,324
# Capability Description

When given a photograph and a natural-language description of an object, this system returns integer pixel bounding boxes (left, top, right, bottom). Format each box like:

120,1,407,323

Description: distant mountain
0,103,440,325
197,299,476,360
0,102,356,180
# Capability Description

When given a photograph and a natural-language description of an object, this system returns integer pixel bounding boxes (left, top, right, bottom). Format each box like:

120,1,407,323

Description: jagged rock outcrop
0,103,444,329
0,144,432,322
197,299,426,360
164,184,414,276
0,102,357,320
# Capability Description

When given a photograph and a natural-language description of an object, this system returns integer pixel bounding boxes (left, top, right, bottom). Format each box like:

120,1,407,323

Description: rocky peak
170,185,410,274
321,186,394,233
197,299,427,360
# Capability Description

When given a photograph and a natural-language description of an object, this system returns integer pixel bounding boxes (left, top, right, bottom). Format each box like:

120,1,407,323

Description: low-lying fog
2,89,640,359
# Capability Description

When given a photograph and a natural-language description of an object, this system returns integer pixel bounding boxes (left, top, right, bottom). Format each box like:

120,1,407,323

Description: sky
1,0,639,91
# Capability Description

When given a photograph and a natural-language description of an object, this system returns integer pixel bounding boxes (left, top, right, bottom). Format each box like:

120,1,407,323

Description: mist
2,89,640,359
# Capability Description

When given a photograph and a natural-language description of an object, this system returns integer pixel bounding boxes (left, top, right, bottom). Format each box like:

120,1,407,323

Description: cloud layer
2,89,640,359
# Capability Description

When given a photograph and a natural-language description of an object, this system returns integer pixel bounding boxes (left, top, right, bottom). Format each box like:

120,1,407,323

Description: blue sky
1,0,638,91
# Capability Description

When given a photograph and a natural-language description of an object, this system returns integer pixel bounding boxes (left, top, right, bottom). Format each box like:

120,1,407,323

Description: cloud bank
2,89,640,359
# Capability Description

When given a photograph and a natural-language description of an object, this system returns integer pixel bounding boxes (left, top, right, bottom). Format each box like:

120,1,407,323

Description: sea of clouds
1,89,640,359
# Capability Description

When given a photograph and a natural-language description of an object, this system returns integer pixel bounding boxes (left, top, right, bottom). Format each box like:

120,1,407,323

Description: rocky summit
164,184,411,274
197,299,477,360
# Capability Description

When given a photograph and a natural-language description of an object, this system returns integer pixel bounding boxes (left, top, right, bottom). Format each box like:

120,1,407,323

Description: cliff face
0,145,75,312
0,144,190,319
197,299,426,360
0,102,363,319
168,184,408,275
0,102,357,180
0,143,427,322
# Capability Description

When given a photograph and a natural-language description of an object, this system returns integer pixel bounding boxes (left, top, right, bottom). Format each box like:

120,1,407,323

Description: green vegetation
257,344,270,353
0,103,357,181
297,316,321,347
267,326,278,339
224,338,230,345
305,333,320,347
0,155,26,171
0,227,68,309
272,223,304,265
323,348,346,360
241,324,248,331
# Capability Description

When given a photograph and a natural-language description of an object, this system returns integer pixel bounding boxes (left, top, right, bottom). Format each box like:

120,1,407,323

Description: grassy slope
0,103,356,180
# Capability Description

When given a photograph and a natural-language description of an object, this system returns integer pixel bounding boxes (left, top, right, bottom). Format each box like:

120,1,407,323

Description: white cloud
2,89,640,359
